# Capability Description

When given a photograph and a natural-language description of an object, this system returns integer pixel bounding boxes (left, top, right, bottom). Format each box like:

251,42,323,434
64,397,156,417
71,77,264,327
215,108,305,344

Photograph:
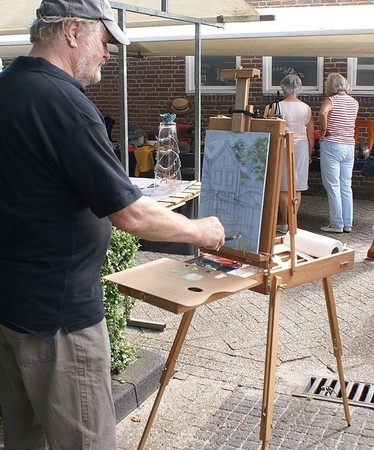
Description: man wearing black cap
0,1,225,448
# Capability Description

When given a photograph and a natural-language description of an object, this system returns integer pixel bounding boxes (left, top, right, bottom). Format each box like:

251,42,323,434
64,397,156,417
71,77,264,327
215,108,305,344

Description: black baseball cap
36,0,130,45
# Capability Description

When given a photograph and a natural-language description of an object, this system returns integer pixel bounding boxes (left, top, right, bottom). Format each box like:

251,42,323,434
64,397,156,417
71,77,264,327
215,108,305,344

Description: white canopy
0,3,373,58
124,5,374,57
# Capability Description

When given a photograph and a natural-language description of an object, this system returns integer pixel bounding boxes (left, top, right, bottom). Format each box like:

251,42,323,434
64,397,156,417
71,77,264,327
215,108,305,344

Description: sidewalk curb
112,349,165,424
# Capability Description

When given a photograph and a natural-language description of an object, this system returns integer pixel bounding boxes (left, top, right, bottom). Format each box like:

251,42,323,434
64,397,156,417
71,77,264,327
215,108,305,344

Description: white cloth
278,100,312,191
280,140,309,191
278,100,312,144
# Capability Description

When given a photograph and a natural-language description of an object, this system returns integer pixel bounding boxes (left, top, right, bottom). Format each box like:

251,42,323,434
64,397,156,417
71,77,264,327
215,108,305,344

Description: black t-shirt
0,56,142,341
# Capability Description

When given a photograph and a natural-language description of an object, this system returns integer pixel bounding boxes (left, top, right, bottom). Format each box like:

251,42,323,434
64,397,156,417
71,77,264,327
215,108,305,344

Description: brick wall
85,0,374,143
308,170,374,200
88,55,374,144
87,55,274,140
86,52,374,197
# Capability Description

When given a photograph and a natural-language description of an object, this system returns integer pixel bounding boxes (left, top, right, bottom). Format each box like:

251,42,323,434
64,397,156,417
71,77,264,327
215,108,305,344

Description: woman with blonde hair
271,74,315,234
319,73,359,233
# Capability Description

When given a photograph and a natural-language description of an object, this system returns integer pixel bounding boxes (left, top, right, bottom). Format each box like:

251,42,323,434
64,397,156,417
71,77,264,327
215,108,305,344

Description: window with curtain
186,55,241,94
347,57,374,93
262,56,323,94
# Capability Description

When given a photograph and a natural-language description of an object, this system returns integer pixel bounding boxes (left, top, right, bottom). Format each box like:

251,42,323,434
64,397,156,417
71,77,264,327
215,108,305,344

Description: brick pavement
189,390,373,450
116,194,373,450
2,195,370,449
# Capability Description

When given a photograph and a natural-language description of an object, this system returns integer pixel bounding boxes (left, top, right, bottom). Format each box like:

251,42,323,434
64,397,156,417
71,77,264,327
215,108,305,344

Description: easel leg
137,310,196,450
322,277,351,426
260,276,282,450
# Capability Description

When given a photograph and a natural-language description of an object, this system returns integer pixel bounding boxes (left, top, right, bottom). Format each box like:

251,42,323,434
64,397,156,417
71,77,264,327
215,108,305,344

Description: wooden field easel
105,68,354,450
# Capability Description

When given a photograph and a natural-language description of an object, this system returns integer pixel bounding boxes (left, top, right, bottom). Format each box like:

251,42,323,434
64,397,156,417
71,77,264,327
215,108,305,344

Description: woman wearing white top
271,74,315,234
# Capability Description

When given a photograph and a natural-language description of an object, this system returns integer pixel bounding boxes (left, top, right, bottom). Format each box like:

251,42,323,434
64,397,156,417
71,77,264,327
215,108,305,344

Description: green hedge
101,228,140,374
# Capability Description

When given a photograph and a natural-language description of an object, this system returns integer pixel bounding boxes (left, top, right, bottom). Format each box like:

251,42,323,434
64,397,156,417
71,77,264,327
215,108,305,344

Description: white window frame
185,56,241,94
347,57,374,94
262,56,324,94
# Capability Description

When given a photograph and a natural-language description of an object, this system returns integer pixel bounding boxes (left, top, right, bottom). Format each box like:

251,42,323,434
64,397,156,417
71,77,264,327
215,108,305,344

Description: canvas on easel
199,117,286,266
199,130,271,254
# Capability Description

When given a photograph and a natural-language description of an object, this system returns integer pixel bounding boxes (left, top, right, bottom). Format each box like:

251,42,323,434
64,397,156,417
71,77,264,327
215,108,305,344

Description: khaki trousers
0,320,116,450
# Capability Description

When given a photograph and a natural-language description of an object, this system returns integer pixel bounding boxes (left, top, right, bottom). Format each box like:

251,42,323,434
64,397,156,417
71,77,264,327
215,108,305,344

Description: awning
0,4,373,58
0,0,258,34
123,5,374,57
121,0,260,27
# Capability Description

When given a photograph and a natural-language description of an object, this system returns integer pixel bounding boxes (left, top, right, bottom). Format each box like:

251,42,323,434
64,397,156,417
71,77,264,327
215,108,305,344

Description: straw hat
168,97,193,115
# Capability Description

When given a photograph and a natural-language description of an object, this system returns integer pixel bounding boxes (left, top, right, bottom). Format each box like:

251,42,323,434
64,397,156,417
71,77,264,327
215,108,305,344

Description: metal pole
118,9,129,173
110,1,223,174
194,23,202,182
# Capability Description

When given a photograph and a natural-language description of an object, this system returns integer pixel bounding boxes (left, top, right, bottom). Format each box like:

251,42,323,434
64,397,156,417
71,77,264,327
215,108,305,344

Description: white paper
130,177,195,201
284,228,344,258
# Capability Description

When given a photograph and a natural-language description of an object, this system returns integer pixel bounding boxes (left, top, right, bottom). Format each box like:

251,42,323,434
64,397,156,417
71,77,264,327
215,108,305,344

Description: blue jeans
320,140,354,229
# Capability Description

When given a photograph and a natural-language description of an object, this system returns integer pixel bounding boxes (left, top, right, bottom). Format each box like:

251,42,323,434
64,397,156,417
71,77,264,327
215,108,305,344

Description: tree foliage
232,136,269,182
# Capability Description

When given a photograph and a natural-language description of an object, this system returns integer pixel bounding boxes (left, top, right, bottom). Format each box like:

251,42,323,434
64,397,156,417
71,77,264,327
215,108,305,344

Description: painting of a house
199,130,271,253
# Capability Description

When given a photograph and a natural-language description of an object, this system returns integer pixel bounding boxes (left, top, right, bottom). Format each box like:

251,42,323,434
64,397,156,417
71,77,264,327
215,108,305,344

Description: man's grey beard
81,68,102,87
76,32,104,87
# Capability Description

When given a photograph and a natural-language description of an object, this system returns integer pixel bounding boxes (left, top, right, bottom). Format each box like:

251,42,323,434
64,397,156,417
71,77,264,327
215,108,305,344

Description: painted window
186,56,241,94
262,56,324,94
347,58,374,93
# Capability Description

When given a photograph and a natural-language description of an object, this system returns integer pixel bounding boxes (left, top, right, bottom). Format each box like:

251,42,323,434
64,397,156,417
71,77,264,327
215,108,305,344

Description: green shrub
101,228,140,374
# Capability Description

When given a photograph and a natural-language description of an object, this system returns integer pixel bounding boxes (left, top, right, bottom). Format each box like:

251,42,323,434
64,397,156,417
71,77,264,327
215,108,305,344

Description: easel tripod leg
260,276,282,450
322,277,351,425
137,309,196,450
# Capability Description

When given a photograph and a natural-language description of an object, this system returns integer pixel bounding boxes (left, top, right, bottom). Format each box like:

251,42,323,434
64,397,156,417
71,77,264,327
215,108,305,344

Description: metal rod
194,23,202,182
118,9,129,173
110,2,224,28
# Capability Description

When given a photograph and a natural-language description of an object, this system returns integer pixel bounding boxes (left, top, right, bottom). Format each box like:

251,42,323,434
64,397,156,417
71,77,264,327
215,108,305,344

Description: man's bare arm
109,196,225,251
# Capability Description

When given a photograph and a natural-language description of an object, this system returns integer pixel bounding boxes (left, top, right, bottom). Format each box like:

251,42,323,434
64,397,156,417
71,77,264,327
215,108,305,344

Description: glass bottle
154,114,182,192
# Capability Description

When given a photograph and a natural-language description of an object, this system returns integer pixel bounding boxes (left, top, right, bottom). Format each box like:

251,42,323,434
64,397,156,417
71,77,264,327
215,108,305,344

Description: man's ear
65,21,80,48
